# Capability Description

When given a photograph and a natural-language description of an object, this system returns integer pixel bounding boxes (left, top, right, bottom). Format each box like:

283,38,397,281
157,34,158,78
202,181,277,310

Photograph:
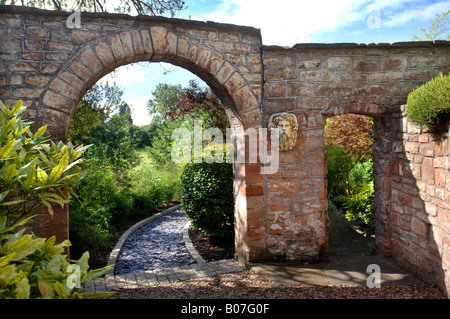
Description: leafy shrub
344,182,375,235
69,157,135,256
326,146,354,198
0,100,112,299
181,161,233,238
127,165,177,216
0,216,112,299
406,72,450,129
0,100,88,223
348,159,373,191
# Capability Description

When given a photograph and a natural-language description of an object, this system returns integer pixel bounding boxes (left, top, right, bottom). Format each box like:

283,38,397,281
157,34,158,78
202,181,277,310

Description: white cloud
193,0,372,45
383,1,450,27
192,0,450,45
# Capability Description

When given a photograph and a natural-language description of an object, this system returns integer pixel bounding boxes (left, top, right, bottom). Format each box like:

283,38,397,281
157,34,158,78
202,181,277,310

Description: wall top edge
0,5,261,37
263,40,450,52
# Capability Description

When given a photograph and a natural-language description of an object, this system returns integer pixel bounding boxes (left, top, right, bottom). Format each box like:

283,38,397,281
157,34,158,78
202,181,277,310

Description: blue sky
97,0,450,125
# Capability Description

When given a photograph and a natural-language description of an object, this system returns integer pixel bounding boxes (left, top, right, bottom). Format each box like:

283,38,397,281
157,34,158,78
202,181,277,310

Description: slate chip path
114,210,196,275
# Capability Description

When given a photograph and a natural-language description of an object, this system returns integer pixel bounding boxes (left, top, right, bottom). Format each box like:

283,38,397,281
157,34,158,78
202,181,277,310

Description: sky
96,0,450,125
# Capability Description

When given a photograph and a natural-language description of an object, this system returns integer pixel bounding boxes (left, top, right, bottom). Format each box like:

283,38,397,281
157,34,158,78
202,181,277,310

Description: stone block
265,66,297,81
352,59,380,72
78,47,103,75
422,157,435,185
326,56,350,68
382,57,407,70
92,39,115,67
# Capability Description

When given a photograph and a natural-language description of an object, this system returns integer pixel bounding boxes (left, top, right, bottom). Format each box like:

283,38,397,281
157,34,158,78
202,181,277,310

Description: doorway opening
324,113,376,256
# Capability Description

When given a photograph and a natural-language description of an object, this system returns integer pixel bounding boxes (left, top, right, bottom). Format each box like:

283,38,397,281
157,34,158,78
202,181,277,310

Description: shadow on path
251,220,425,287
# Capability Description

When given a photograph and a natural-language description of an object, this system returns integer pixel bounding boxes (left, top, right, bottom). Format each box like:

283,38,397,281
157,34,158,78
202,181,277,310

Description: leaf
0,190,9,203
6,235,46,261
24,163,36,190
10,100,23,115
4,215,36,233
36,168,48,184
48,153,69,184
4,163,17,181
40,199,54,216
82,265,113,283
15,277,30,299
38,276,54,299
0,140,15,159
76,251,90,275
53,281,69,299
0,254,15,268
33,125,47,139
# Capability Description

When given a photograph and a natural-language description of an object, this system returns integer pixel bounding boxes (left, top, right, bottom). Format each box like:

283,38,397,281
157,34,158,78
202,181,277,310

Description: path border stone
83,205,246,295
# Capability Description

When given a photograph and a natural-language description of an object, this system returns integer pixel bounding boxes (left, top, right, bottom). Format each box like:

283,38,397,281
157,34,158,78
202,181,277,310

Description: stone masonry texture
1,5,450,296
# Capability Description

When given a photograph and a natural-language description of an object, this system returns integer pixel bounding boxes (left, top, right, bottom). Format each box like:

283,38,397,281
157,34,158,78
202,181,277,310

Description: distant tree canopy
170,80,229,133
324,114,374,161
0,0,187,16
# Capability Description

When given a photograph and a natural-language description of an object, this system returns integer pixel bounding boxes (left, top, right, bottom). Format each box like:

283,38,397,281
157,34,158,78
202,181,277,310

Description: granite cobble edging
83,205,246,295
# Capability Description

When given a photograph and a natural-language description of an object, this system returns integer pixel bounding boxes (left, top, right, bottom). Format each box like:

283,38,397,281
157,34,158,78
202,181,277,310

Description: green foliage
325,112,375,236
69,159,134,255
147,83,182,125
406,72,450,130
326,147,374,235
0,100,112,299
326,146,354,198
0,100,88,226
127,162,178,216
69,82,124,144
181,161,233,238
0,216,113,299
344,182,375,236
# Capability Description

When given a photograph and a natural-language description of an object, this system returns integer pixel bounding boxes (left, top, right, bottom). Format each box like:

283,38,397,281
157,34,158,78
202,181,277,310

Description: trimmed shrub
406,72,450,129
181,161,233,238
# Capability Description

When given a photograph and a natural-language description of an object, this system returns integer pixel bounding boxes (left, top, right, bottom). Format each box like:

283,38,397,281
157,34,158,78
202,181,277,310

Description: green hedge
406,72,450,129
180,161,233,238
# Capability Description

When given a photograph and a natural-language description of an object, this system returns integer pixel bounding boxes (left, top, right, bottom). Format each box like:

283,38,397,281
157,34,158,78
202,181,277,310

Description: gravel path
114,210,196,275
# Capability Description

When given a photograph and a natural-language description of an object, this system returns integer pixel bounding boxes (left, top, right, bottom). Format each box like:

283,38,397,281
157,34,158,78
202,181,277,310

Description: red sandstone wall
391,108,450,295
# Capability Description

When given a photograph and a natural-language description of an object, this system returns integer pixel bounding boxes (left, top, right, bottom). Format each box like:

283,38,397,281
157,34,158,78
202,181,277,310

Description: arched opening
33,24,265,265
66,60,239,269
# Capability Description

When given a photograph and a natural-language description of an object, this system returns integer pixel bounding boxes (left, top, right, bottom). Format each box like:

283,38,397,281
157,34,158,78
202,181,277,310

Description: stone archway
0,7,266,264
2,5,450,294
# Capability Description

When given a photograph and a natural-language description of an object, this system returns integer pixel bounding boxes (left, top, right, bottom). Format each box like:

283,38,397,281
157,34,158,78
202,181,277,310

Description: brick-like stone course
390,107,450,294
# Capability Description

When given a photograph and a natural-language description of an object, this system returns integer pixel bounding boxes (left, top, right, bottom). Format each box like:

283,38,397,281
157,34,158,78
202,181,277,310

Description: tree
412,9,449,41
0,0,187,16
324,114,374,161
68,82,124,144
147,83,182,125
169,80,229,133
